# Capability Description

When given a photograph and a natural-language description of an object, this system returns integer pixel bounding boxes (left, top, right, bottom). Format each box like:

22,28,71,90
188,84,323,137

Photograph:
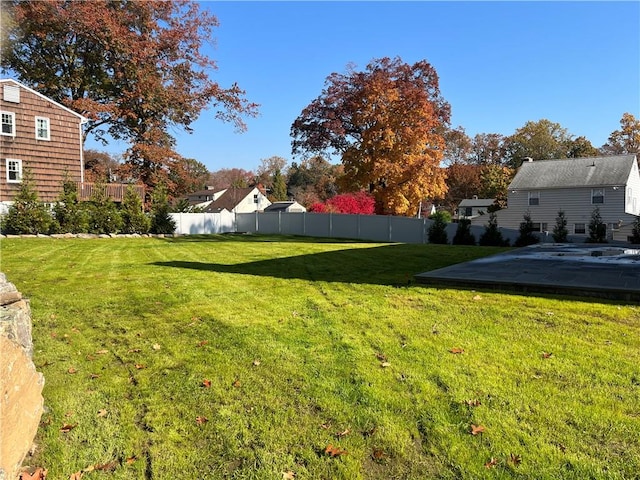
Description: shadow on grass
151,242,500,286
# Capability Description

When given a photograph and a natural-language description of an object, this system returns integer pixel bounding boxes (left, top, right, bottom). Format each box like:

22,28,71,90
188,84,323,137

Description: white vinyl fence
237,211,524,244
170,212,235,235
170,211,530,244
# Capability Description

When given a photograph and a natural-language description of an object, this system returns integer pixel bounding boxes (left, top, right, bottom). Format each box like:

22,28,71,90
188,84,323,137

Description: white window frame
528,191,540,206
6,158,22,183
35,116,50,140
1,111,15,137
591,188,604,204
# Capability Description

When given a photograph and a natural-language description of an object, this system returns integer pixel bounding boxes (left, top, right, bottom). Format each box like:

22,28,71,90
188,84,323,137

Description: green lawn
2,235,639,480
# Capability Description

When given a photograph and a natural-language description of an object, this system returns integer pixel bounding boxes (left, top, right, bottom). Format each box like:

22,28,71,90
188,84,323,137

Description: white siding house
456,197,495,220
474,155,640,242
202,186,271,214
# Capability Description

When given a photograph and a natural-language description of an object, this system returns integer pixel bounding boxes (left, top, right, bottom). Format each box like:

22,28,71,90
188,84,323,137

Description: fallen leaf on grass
69,472,82,480
89,374,100,380
134,364,145,370
196,340,208,347
464,399,481,407
152,344,161,350
97,409,107,418
380,362,391,368
196,416,208,425
202,379,211,388
449,348,464,354
372,448,387,461
252,359,261,366
470,424,485,436
542,352,553,359
96,349,108,355
232,379,241,388
93,461,118,472
484,457,498,469
335,428,350,438
509,453,522,466
375,352,387,362
320,423,331,430
60,423,77,433
282,471,296,479
20,468,47,480
473,295,482,301
128,348,141,353
324,444,347,457
125,456,137,465
67,368,77,374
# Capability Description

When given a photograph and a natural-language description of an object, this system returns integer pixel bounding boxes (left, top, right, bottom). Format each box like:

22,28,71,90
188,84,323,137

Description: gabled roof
458,198,495,207
264,201,306,212
203,187,256,213
0,79,88,123
509,155,637,190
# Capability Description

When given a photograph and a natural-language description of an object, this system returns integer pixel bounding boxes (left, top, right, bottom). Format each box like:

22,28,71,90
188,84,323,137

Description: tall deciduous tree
1,0,258,191
291,57,450,216
601,113,640,156
503,119,573,168
207,168,255,190
287,156,342,206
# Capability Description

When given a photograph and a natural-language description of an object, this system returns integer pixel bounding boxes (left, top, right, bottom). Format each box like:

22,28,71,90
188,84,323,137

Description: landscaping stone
0,274,43,480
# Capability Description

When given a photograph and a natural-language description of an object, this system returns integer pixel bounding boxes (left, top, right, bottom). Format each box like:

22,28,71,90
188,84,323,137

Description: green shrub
552,210,568,243
427,211,448,244
150,183,176,234
86,182,122,234
586,207,607,243
630,216,640,244
452,219,476,245
120,185,150,234
479,212,509,246
52,180,89,233
0,170,53,234
515,210,539,247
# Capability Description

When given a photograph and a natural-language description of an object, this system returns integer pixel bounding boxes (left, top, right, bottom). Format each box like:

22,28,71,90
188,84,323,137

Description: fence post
357,215,361,239
303,212,306,236
278,211,282,234
388,215,392,242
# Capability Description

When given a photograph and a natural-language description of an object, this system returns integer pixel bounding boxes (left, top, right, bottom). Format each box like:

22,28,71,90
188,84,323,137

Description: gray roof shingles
509,155,637,190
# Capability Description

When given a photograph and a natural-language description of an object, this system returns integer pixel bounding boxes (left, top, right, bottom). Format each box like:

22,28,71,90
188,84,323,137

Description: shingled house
473,155,640,242
0,79,142,212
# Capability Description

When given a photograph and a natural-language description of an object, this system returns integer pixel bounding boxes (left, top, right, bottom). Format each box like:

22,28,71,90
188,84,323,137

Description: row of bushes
0,176,176,235
427,208,640,246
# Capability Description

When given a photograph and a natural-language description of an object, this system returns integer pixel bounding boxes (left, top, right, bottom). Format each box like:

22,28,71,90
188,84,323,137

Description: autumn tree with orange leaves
291,57,450,216
1,0,258,199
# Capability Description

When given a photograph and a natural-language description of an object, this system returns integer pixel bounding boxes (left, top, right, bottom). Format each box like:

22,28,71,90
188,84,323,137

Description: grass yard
1,235,639,480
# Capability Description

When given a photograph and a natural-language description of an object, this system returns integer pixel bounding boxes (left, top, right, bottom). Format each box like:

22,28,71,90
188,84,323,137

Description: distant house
474,155,640,242
0,79,142,212
186,186,227,206
264,201,307,213
201,186,270,214
456,196,495,220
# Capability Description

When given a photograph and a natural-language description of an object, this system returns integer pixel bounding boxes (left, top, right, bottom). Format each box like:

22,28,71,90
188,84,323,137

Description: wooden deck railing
76,182,145,203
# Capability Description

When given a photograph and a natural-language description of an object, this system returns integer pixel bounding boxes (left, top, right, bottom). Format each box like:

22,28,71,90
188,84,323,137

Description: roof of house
509,155,637,190
458,198,495,207
0,78,88,123
203,187,256,213
264,201,305,212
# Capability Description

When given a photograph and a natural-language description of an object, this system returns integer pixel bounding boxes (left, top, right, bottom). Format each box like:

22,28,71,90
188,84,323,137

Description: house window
254,194,259,204
574,223,586,234
464,207,472,217
1,111,15,136
528,191,540,206
35,117,50,140
591,188,604,204
6,158,22,183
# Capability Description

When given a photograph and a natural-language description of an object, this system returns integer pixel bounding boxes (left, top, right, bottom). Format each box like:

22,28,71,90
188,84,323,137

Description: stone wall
0,273,44,480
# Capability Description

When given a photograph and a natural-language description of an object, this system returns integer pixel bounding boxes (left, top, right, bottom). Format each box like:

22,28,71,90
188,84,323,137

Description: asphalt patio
415,243,640,302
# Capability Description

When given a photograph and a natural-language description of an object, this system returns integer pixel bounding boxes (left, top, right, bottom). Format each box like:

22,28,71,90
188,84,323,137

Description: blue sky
86,1,640,172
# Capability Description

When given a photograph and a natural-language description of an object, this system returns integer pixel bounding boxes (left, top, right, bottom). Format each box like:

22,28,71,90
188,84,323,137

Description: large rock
0,273,44,480
0,336,44,480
